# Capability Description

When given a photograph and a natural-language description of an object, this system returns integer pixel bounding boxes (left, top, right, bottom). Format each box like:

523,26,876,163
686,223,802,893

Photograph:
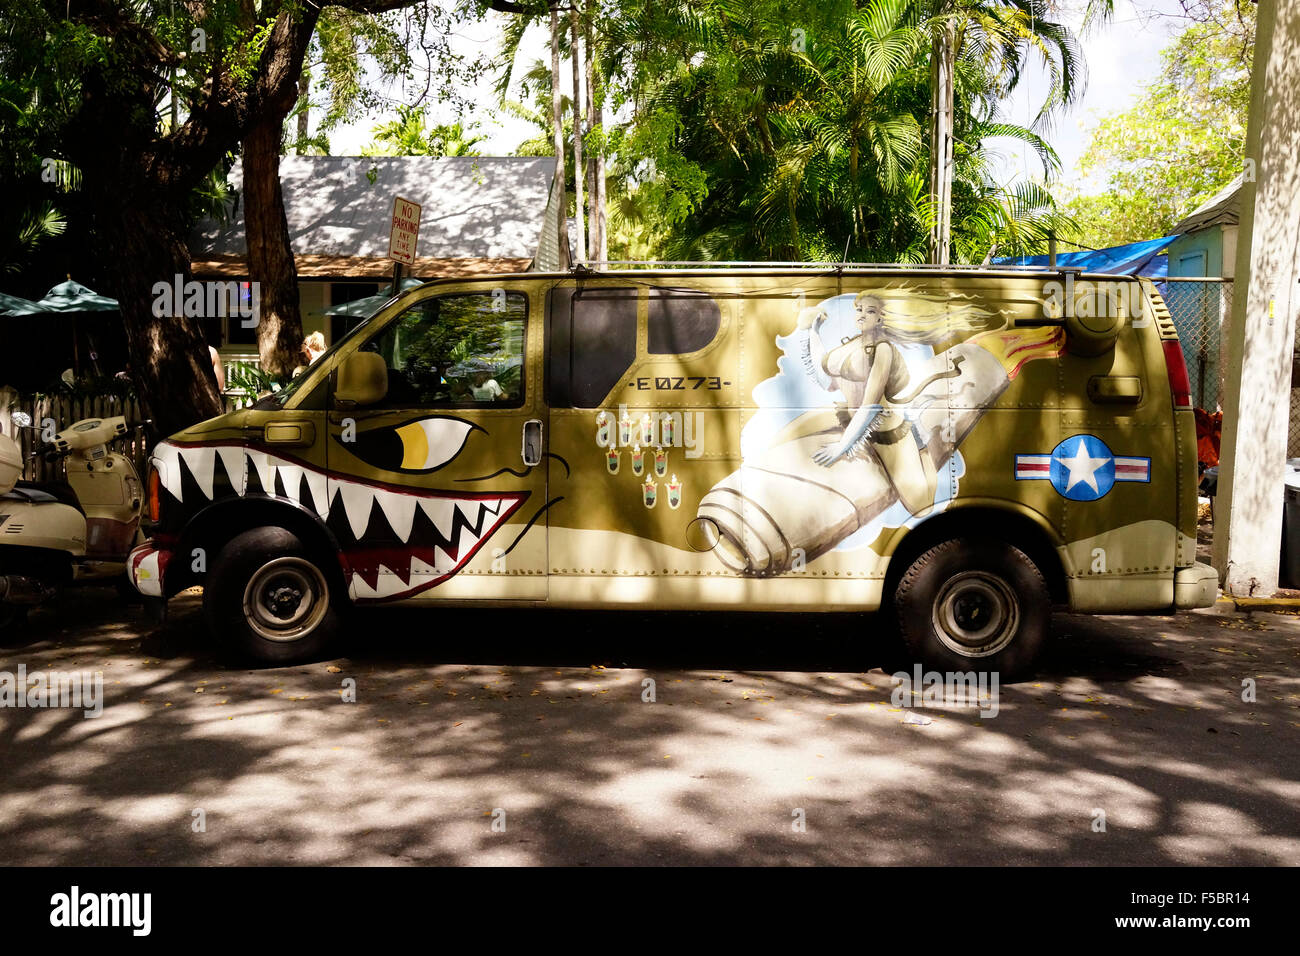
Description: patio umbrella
323,277,424,318
0,291,52,316
36,278,119,312
33,279,121,378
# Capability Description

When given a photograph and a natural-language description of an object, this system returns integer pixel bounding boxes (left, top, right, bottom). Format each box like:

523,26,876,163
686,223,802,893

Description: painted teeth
410,555,439,578
277,464,304,503
417,497,457,540
246,451,275,498
455,499,484,531
155,443,514,588
350,564,409,600
376,491,418,541
216,447,246,496
178,447,216,499
153,443,184,503
334,481,376,540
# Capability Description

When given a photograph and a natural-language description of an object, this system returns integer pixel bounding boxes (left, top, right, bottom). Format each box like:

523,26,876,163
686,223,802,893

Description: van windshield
253,308,388,409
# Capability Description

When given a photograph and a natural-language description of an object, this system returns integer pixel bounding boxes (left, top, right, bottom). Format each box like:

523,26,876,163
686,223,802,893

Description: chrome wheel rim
242,557,329,643
931,571,1018,658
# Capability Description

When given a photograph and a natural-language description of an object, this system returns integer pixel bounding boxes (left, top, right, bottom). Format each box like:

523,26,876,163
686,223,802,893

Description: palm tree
364,105,486,157
758,0,926,258
923,0,1101,263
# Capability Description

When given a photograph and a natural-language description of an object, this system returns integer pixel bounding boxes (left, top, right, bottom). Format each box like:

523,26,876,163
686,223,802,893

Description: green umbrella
323,277,424,318
36,278,119,312
0,291,52,316
32,279,119,379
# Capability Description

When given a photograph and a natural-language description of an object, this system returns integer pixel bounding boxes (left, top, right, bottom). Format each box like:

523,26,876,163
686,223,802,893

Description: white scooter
0,413,145,637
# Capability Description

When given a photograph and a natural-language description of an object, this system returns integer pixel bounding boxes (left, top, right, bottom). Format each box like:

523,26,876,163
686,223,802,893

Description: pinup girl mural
699,287,1066,575
794,291,996,514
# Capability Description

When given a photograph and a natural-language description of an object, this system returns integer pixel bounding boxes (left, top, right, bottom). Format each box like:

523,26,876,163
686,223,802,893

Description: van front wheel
205,527,339,665
894,539,1049,680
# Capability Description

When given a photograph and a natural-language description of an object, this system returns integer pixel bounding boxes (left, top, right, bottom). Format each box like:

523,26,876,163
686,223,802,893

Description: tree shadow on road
0,593,1296,865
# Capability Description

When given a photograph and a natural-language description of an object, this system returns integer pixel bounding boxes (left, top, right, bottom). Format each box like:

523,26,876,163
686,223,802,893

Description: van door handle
1087,375,1142,404
522,420,543,466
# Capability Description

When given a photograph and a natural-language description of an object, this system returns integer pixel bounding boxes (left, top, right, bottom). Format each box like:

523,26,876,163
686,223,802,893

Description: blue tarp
994,235,1176,277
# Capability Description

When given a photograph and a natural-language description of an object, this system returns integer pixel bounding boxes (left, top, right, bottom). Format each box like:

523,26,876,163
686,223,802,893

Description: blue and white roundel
1049,435,1116,501
1014,434,1151,501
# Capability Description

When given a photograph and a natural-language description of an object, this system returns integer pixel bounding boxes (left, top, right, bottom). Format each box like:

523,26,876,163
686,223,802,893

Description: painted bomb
698,329,1062,575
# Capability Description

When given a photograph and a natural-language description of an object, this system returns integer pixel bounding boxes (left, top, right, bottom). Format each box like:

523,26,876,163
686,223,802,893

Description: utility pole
1213,0,1300,595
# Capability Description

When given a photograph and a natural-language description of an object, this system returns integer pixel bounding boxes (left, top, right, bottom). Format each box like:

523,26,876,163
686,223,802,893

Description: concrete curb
1215,595,1300,614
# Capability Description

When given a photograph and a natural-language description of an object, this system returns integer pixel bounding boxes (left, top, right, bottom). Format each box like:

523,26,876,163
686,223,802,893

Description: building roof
191,155,559,277
1171,173,1244,235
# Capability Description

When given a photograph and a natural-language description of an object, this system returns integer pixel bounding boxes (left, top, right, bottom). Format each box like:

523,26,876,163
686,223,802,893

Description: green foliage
226,363,291,405
574,0,1077,262
362,105,487,157
1062,1,1254,248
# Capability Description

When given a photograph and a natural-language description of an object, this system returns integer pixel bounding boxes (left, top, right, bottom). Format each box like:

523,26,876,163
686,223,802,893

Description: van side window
360,292,527,408
648,288,720,354
548,287,638,408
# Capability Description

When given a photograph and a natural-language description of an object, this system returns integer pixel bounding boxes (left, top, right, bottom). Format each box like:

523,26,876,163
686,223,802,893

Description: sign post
388,195,421,292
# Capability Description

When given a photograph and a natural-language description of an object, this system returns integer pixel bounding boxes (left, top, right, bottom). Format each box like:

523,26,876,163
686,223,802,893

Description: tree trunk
928,21,955,265
94,201,224,440
570,4,587,262
585,10,606,263
296,67,310,154
242,116,305,377
549,3,570,264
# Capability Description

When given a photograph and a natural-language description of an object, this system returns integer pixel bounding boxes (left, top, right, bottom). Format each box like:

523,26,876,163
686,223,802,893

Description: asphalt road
0,587,1297,866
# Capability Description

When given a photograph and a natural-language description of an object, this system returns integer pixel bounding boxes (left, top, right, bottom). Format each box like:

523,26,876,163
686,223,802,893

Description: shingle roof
191,155,559,263
1171,173,1244,235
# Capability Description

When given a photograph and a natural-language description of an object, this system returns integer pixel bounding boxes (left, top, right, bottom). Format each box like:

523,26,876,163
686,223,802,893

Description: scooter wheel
205,527,339,665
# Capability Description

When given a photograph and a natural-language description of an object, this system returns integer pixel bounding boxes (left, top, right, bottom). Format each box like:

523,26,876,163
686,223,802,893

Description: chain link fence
1160,277,1231,414
1161,277,1300,465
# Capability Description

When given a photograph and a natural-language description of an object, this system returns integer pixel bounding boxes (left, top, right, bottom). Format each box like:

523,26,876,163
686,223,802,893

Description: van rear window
648,288,720,354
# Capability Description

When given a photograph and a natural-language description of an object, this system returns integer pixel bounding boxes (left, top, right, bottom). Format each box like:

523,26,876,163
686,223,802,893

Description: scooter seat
5,480,85,515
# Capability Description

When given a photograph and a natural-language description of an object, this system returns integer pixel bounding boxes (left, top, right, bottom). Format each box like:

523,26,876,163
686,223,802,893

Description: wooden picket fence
0,351,265,482
0,392,152,483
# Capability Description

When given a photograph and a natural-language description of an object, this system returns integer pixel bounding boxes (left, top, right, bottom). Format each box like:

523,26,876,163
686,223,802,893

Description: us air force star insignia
1014,434,1151,501
1057,438,1110,493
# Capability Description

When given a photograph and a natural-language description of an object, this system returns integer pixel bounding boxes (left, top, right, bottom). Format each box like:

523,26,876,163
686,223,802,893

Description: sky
324,0,1195,199
985,0,1187,191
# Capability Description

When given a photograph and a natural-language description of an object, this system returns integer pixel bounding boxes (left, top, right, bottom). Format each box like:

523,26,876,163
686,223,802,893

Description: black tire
204,527,340,665
893,538,1049,680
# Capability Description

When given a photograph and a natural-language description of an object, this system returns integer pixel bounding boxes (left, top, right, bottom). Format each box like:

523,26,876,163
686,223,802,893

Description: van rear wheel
205,527,339,665
894,539,1049,680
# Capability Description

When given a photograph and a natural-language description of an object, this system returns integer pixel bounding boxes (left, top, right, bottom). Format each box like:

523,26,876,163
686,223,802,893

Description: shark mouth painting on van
152,442,527,602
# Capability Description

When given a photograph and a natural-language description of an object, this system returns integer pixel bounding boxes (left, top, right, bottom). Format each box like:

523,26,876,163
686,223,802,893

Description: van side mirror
334,351,388,407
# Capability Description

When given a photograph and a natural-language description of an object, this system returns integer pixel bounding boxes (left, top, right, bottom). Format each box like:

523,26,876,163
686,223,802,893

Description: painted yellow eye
394,418,476,470
343,416,479,473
